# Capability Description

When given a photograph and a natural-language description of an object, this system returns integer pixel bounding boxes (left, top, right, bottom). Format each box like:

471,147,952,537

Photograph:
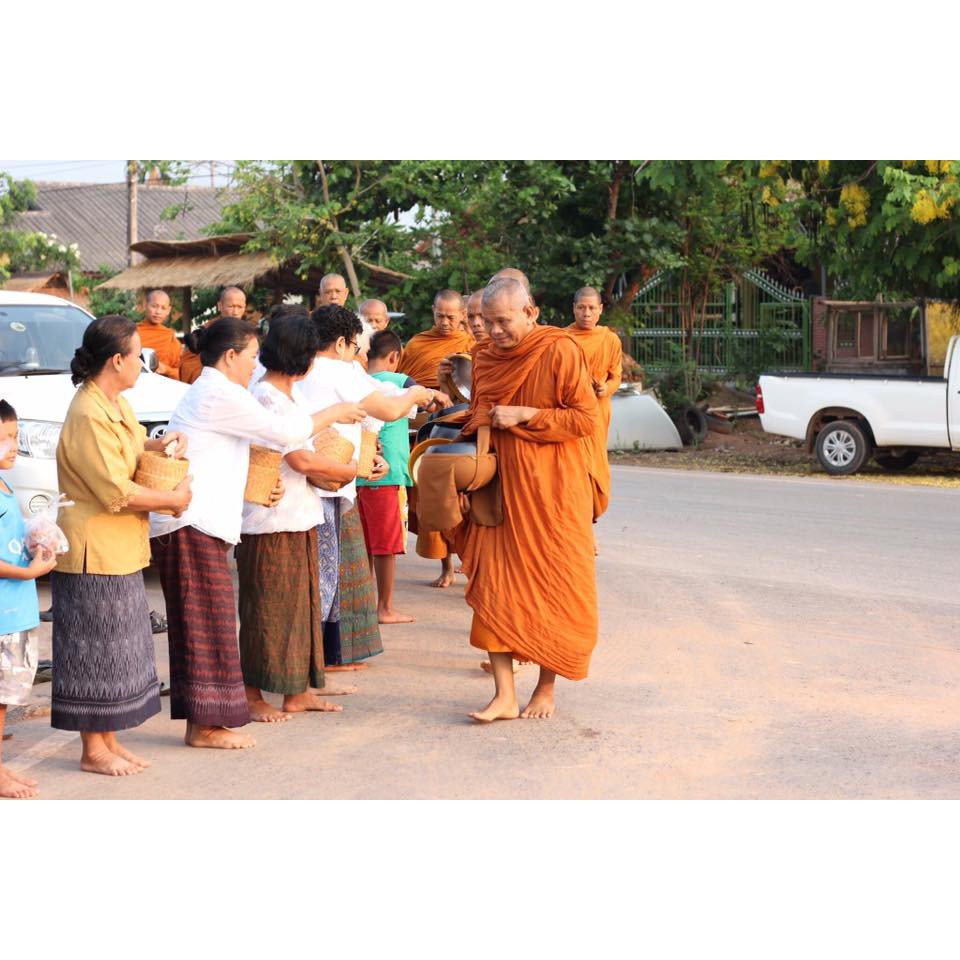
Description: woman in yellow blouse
52,315,192,778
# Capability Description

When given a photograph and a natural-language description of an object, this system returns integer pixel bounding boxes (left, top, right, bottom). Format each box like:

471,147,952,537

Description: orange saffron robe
179,346,202,384
399,327,475,390
453,326,600,681
137,322,182,380
565,324,622,519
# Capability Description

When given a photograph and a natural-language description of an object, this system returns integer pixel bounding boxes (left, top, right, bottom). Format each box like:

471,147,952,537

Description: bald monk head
218,286,247,320
359,298,390,332
144,288,172,327
466,289,487,341
481,279,538,350
319,273,349,306
432,289,466,336
488,267,531,293
572,286,604,330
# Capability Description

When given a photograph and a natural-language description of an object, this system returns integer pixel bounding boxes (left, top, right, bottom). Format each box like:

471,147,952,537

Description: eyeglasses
348,340,361,354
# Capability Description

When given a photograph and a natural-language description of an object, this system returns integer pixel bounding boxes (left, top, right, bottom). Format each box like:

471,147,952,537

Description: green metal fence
627,269,810,376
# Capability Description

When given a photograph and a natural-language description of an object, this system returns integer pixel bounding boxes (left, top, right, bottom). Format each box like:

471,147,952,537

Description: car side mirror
140,347,159,373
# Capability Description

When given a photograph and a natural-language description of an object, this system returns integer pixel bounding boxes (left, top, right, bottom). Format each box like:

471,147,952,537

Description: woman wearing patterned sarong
299,305,435,670
150,317,364,750
53,315,192,777
236,313,358,721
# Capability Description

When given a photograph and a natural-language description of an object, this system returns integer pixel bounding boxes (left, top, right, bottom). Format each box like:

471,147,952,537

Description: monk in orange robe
136,289,181,380
180,286,248,384
403,289,474,587
399,290,474,390
451,278,600,721
565,286,622,520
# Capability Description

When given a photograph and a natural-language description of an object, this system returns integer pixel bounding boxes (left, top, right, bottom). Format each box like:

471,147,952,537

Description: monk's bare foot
0,765,38,798
378,607,415,624
468,695,520,723
324,662,369,672
80,748,143,777
430,572,456,588
283,693,343,713
308,684,358,696
184,723,256,750
247,698,291,723
455,564,465,574
480,659,520,675
521,687,556,719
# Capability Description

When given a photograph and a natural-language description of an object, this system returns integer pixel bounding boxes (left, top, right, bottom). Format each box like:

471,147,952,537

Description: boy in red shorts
357,330,418,624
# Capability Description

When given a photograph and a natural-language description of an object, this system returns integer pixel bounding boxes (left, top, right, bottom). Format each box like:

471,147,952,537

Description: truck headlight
17,420,62,459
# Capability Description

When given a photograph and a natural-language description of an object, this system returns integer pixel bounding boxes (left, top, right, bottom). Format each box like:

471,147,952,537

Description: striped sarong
325,503,383,666
236,528,324,694
151,525,250,728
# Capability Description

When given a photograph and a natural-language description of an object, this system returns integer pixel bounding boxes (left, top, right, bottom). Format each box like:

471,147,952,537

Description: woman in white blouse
150,317,364,751
237,313,359,721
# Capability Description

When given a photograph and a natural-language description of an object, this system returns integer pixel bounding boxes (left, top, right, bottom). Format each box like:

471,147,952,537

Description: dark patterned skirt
324,503,383,666
236,528,324,695
151,525,250,728
50,570,161,732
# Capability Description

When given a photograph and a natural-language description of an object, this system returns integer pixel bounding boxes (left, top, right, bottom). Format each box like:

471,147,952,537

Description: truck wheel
815,420,872,475
874,450,921,471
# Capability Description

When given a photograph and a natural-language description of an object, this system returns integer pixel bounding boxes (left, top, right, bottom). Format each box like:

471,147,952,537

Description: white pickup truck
757,335,960,475
0,291,187,515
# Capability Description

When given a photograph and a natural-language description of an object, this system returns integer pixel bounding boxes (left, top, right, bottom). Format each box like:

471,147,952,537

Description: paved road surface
7,466,959,799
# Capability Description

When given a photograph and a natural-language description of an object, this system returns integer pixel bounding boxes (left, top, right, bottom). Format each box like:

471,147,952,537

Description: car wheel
874,450,921,471
815,420,872,475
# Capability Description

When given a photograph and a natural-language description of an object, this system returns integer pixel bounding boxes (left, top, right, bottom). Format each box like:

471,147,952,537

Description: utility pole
126,160,139,266
210,160,215,187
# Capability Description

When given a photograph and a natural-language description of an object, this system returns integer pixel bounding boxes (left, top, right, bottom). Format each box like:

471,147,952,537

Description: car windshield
0,304,91,375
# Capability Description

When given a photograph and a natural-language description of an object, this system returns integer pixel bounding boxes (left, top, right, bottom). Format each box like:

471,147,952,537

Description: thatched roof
2,271,69,292
97,233,411,295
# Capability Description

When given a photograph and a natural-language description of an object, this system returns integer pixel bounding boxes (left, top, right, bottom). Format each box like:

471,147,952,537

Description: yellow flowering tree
789,161,960,300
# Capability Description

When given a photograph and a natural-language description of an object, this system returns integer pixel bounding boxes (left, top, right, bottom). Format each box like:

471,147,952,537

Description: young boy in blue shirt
0,400,57,799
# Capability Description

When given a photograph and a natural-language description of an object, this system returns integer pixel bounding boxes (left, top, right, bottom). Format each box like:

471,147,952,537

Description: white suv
0,291,187,515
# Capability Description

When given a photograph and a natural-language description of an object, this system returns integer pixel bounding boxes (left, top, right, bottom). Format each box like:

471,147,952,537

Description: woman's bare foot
184,723,256,749
103,733,151,768
0,765,38,798
247,698,291,723
80,747,143,777
283,693,343,713
520,687,556,719
378,607,415,624
468,694,520,723
308,684,358,696
325,662,369,672
480,659,519,675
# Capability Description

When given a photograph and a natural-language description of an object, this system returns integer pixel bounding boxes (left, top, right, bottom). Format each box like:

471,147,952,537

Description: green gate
627,269,810,376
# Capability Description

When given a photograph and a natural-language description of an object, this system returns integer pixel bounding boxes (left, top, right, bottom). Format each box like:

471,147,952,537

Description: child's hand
26,549,57,579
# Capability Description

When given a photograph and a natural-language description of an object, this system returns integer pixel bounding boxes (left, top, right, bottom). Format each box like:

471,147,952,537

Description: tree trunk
316,161,363,300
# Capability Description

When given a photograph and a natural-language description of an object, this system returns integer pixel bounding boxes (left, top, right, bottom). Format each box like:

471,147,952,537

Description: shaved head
481,278,538,349
466,289,486,340
359,298,390,332
433,289,465,310
319,273,349,306
482,278,529,310
489,267,531,293
218,286,247,319
574,286,602,304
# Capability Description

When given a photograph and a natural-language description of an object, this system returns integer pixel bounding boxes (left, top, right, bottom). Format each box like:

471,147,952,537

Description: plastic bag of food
23,494,74,557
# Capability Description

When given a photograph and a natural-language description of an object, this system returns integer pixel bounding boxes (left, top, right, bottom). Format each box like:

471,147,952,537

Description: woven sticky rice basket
134,450,189,516
356,429,379,480
311,429,355,492
244,445,283,506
